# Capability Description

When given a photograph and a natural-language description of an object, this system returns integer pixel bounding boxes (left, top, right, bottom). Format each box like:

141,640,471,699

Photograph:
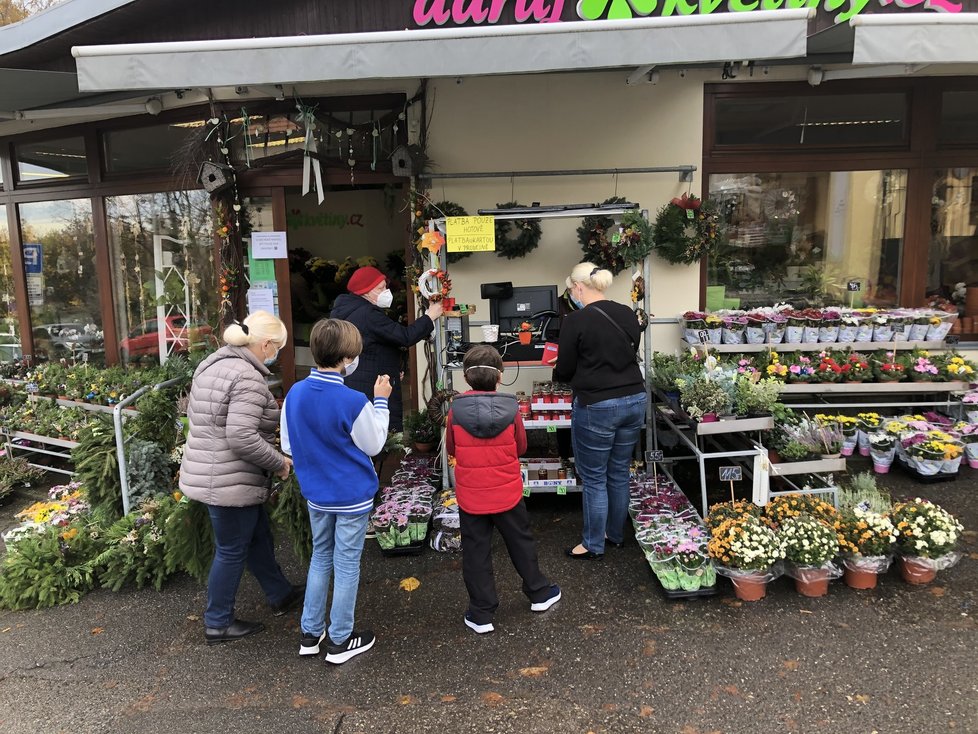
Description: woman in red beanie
331,266,442,430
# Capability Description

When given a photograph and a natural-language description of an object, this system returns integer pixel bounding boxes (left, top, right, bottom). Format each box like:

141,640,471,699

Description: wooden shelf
771,457,847,476
681,340,949,354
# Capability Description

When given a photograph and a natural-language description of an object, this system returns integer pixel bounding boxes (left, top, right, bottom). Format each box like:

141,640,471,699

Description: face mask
376,289,394,309
570,294,584,310
342,355,359,377
263,345,280,366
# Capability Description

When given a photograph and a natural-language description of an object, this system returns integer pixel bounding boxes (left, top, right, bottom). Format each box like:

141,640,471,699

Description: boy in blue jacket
281,318,391,664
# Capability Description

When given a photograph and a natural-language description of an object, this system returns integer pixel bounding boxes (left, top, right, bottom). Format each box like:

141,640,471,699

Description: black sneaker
270,584,305,617
204,619,264,646
324,630,375,664
299,630,326,656
530,584,562,612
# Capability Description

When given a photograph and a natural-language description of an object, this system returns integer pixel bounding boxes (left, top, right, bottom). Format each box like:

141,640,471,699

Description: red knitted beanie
347,266,386,295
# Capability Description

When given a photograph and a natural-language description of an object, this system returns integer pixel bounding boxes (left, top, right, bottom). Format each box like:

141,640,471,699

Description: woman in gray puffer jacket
180,311,303,645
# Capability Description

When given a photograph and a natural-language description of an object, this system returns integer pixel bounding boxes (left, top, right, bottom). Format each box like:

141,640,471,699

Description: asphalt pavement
0,456,975,734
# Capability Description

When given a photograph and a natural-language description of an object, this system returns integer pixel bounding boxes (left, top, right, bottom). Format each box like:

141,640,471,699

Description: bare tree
0,0,62,26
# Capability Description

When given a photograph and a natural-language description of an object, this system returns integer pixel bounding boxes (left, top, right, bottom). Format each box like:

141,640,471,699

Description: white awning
851,13,978,65
72,9,814,92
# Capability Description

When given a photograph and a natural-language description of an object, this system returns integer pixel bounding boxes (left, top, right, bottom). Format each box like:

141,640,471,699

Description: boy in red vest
445,345,560,634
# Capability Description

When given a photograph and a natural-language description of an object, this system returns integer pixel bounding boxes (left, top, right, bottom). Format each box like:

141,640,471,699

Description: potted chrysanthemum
891,499,964,585
836,507,898,589
778,514,841,597
707,516,784,602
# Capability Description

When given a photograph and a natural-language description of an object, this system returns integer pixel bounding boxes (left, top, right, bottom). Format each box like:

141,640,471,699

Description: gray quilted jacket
179,345,287,507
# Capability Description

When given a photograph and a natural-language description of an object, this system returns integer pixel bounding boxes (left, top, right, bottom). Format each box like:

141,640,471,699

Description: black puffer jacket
330,293,434,431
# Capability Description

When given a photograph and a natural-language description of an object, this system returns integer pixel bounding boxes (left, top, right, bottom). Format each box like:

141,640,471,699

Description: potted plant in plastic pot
778,513,842,597
677,376,730,423
707,516,785,602
404,411,439,453
869,432,898,474
891,498,964,585
836,506,897,589
959,423,978,468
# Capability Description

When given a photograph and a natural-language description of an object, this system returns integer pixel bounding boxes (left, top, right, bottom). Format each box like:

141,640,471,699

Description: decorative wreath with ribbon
577,197,632,275
413,200,472,263
493,202,542,260
426,389,459,428
651,194,725,265
417,268,452,302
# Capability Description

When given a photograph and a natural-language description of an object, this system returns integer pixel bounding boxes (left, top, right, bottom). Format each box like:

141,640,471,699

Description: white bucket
481,324,499,343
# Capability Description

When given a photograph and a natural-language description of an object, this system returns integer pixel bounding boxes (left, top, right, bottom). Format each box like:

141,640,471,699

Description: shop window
929,168,978,333
102,121,207,174
939,92,978,146
713,93,907,148
0,206,20,362
19,200,103,365
708,171,908,309
105,191,219,365
16,137,87,182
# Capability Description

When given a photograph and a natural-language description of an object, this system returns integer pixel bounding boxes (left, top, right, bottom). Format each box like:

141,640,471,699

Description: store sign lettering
287,211,366,229
412,0,961,27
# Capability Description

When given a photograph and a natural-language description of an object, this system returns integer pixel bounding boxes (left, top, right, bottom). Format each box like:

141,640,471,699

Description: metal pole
114,377,185,516
423,166,696,183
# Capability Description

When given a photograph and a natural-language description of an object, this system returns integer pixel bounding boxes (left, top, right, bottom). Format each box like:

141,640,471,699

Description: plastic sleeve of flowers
783,560,843,580
713,560,784,582
842,555,892,574
901,551,963,571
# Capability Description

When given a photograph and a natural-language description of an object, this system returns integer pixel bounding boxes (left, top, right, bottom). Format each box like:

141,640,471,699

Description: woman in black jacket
331,266,443,430
554,263,647,560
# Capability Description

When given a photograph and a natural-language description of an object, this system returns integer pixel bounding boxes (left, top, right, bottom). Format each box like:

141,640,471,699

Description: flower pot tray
695,416,774,435
378,538,426,557
780,381,968,394
770,457,846,476
896,459,959,484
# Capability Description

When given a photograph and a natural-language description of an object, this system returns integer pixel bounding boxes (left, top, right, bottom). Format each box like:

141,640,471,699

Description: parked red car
119,316,215,361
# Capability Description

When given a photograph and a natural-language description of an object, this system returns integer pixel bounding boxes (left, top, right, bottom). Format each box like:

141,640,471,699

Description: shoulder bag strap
591,304,638,353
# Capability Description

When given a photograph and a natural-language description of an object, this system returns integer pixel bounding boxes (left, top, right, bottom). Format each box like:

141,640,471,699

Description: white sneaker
324,630,375,664
464,613,494,634
530,585,562,612
299,630,326,656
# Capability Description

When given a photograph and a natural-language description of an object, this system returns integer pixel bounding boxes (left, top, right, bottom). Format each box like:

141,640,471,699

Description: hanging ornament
297,104,324,205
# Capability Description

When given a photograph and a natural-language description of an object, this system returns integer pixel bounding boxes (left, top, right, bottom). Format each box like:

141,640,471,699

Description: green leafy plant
649,353,682,394
94,496,174,592
269,474,312,565
732,376,782,417
72,415,123,522
130,388,181,453
162,496,213,582
127,438,175,504
677,376,730,420
0,523,101,610
779,440,811,462
404,410,438,445
0,457,45,504
838,472,891,514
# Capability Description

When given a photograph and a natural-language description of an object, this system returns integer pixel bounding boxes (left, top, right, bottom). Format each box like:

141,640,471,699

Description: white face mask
376,289,394,309
342,355,359,377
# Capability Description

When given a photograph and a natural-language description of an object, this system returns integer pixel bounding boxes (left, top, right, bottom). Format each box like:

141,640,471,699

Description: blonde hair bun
222,310,288,347
567,261,613,293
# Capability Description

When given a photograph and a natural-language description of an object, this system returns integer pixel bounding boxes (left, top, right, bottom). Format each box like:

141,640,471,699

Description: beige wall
416,69,709,397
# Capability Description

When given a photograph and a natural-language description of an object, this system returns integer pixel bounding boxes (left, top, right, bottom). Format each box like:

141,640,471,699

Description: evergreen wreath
493,202,542,260
616,211,655,268
413,200,472,264
577,196,631,275
651,194,724,265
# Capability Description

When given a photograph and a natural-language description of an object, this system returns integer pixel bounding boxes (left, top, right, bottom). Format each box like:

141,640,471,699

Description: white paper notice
247,288,276,316
251,231,288,259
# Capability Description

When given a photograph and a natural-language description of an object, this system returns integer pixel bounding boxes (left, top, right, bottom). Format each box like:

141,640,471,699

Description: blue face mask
263,345,280,367
570,296,584,310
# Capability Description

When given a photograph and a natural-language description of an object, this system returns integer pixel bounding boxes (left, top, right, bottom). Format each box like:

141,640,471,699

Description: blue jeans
205,504,294,629
572,392,647,554
301,509,370,645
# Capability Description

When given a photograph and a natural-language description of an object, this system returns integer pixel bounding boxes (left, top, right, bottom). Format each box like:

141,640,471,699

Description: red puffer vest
446,392,526,515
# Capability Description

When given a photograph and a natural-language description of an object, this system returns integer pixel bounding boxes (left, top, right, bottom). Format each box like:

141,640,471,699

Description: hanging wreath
493,202,542,260
578,196,630,275
651,194,725,265
426,389,459,428
616,211,655,268
413,200,471,263
417,268,452,302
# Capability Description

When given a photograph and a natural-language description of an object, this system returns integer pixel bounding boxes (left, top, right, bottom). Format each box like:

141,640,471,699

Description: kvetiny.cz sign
413,0,963,27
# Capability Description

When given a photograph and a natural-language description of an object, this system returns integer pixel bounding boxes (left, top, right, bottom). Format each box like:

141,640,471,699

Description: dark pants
459,501,552,625
204,503,293,628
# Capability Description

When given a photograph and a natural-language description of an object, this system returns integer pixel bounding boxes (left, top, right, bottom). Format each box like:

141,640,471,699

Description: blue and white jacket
281,370,389,515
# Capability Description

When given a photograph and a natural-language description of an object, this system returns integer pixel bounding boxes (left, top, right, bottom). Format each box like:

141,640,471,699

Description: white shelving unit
680,339,949,353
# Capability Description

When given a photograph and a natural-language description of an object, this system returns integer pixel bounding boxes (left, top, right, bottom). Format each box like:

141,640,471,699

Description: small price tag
546,425,557,433
611,231,621,244
556,485,567,496
646,450,664,463
686,209,695,220
697,330,709,344
719,466,742,482
523,487,531,497
847,280,861,292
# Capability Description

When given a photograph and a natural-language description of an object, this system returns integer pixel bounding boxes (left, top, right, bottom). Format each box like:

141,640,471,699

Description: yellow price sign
446,216,495,253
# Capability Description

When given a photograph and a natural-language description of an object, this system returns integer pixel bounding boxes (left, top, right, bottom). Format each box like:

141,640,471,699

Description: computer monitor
489,285,559,334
